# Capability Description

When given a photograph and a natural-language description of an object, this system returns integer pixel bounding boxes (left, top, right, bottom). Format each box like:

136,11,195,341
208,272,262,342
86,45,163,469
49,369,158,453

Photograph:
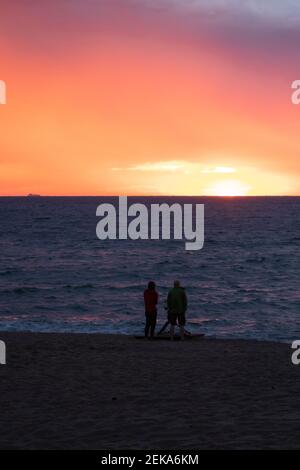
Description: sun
206,179,250,196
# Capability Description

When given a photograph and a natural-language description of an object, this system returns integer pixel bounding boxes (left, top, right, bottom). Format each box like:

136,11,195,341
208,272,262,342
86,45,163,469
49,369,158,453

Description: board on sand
134,333,205,340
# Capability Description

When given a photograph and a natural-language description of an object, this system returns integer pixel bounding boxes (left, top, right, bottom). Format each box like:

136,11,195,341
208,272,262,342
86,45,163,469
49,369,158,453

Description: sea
0,196,300,342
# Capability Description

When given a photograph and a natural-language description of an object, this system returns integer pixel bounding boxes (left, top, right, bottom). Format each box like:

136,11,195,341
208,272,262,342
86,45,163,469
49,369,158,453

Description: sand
0,332,299,450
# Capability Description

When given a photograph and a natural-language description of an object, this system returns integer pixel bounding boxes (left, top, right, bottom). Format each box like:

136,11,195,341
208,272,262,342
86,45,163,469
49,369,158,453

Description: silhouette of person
144,281,158,338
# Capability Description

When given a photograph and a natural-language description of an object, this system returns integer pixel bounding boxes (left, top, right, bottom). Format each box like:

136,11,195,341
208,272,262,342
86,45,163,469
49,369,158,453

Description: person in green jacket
167,280,187,341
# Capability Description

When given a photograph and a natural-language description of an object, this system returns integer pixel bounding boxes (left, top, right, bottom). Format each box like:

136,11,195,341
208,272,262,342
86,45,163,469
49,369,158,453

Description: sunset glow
1,1,300,195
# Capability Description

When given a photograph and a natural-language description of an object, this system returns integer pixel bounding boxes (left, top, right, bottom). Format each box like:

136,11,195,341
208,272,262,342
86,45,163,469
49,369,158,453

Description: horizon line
1,194,300,198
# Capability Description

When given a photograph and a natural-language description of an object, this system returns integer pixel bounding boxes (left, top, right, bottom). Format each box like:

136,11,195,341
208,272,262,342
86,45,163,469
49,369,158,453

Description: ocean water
0,196,300,342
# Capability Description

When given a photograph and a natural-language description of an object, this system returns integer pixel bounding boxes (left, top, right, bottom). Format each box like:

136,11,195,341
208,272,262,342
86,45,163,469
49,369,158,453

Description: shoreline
0,332,299,449
0,330,291,344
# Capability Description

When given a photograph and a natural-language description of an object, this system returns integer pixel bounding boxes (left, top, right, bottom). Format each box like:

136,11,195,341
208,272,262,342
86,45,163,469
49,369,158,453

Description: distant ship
26,193,42,198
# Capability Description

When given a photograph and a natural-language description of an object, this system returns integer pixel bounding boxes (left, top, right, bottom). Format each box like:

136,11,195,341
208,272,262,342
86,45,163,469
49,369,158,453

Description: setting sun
206,180,250,197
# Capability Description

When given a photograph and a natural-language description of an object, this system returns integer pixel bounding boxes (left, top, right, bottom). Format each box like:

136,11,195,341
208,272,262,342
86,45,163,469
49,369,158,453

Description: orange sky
1,1,300,196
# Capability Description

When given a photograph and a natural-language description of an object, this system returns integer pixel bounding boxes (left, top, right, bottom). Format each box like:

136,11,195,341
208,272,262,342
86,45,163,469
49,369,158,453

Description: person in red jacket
144,281,158,338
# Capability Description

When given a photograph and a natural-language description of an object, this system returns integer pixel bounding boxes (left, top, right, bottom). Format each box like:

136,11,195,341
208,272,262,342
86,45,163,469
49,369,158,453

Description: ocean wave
0,269,13,276
246,257,266,263
63,284,95,290
0,286,40,295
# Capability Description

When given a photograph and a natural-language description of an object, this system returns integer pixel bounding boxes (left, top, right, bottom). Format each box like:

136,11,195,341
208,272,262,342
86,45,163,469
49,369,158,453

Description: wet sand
0,332,299,449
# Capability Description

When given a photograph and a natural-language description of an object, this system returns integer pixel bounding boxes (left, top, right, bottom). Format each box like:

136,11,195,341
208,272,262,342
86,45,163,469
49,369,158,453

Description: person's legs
178,313,186,341
169,312,176,340
179,325,185,340
170,324,175,340
145,313,151,337
150,312,157,338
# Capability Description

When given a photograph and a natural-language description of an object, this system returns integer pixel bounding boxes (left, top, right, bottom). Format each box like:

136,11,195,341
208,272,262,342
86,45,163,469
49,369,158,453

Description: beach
0,332,299,449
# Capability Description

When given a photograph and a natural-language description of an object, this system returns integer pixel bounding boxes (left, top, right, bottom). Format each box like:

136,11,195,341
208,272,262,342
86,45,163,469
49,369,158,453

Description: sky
1,0,300,196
